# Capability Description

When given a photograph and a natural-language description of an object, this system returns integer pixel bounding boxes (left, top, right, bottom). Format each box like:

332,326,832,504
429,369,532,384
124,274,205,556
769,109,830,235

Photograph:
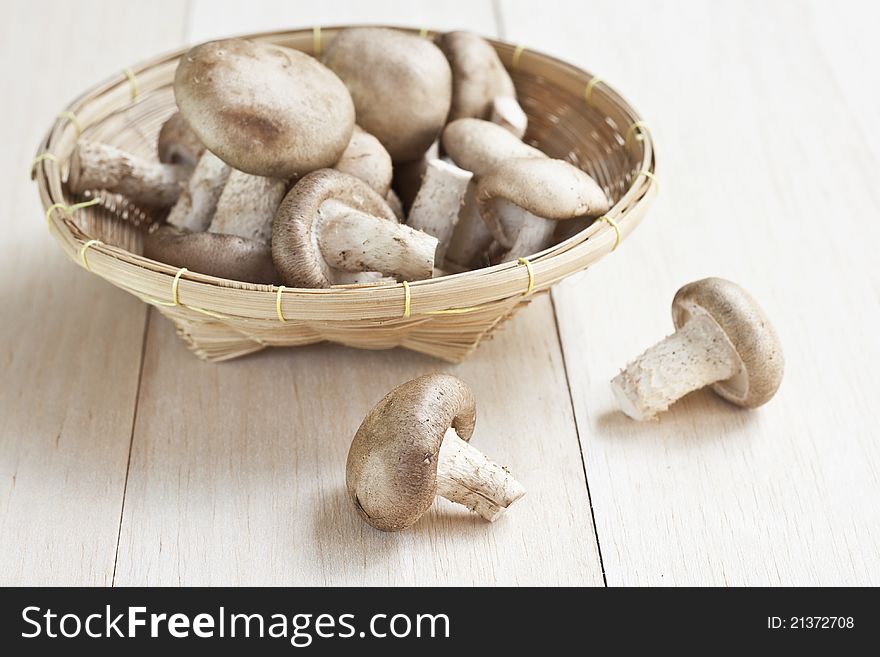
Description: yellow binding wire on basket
517,257,535,296
276,285,287,322
31,152,59,178
584,77,603,106
625,120,648,147
638,169,659,192
419,27,430,38
122,67,138,101
57,111,82,137
597,216,621,251
78,239,104,271
405,258,536,318
136,267,230,320
511,45,525,72
313,26,322,57
401,280,412,319
46,197,100,230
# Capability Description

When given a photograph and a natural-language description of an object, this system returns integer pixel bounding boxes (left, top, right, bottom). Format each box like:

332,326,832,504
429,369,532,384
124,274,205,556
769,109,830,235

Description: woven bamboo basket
32,26,657,363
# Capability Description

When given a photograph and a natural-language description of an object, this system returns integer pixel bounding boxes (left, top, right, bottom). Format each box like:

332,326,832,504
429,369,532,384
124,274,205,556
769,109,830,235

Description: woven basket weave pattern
33,26,657,363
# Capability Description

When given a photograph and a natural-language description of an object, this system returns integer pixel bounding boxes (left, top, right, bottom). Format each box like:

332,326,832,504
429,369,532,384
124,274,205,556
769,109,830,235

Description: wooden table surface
2,0,878,586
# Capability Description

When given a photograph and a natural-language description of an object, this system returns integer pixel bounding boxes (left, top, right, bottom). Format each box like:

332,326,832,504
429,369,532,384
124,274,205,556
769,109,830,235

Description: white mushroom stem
611,313,743,421
490,96,528,139
490,198,558,261
385,190,405,221
68,140,188,208
444,183,494,269
316,200,438,281
329,269,395,285
166,151,231,232
435,428,525,522
392,140,440,209
406,159,473,263
208,170,286,244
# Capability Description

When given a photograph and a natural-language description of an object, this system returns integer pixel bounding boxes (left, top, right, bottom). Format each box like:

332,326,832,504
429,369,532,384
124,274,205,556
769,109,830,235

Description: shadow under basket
32,26,657,363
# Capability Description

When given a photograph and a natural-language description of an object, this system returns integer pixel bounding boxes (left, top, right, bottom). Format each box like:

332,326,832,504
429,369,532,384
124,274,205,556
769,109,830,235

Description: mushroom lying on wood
67,140,188,208
157,111,205,169
175,38,354,178
208,170,286,244
165,151,231,233
346,373,525,532
438,31,527,138
144,227,279,284
322,27,452,163
611,278,784,421
477,157,610,261
333,125,393,197
272,169,437,288
406,159,473,264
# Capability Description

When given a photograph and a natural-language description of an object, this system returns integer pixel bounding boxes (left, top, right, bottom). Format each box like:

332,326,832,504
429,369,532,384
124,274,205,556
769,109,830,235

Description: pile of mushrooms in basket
69,28,611,287
66,27,784,533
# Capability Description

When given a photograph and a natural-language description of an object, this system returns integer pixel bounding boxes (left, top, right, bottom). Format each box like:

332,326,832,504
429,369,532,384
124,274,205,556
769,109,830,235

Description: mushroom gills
68,140,188,208
435,427,525,522
611,313,743,421
316,199,437,281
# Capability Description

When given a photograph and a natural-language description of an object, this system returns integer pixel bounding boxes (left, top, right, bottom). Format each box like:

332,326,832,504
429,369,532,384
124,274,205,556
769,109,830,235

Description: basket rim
33,24,657,322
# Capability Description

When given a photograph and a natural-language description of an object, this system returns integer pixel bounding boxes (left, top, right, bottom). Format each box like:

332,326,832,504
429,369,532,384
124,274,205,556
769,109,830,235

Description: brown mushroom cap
322,27,452,163
346,373,477,532
333,125,393,196
272,169,398,288
476,157,610,245
144,227,279,284
437,31,517,121
174,38,355,178
157,111,205,168
672,278,784,408
441,118,543,174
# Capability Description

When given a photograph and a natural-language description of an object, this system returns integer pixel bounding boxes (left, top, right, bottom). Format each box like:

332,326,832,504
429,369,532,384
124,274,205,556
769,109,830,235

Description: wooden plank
0,0,187,585
808,0,880,163
503,0,880,585
113,0,603,586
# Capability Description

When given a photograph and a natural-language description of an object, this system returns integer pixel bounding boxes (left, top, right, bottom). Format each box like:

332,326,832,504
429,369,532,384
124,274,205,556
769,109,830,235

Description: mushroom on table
611,278,785,420
346,373,525,532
